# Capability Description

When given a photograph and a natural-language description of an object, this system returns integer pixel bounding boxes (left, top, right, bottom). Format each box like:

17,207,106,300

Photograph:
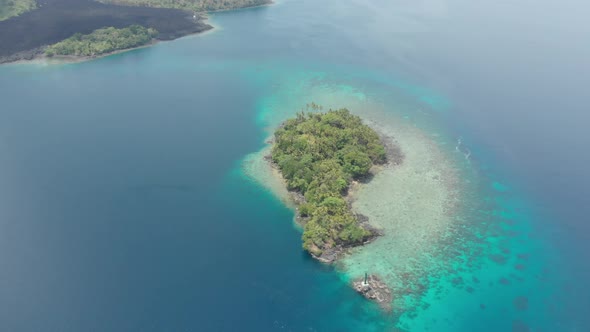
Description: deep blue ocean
0,0,589,331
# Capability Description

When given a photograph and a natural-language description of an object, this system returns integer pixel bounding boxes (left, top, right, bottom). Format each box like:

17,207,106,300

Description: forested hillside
272,109,387,257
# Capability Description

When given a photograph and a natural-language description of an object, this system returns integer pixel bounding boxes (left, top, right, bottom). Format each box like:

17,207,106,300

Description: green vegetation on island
271,108,387,257
45,25,158,57
99,0,271,12
0,0,36,21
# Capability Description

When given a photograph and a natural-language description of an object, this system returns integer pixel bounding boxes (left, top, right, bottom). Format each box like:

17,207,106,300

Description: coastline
265,129,400,264
254,113,405,257
3,40,158,66
246,116,404,310
0,22,214,66
0,1,272,66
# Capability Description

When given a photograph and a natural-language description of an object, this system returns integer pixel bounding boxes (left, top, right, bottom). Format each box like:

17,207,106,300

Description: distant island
45,25,158,57
271,108,387,262
0,0,272,64
100,0,270,12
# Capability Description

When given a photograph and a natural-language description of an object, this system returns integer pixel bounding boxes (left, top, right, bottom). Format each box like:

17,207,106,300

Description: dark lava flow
0,0,211,62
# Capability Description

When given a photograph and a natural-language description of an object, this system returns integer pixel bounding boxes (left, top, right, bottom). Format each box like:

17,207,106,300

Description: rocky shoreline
265,125,401,310
263,152,383,263
0,47,46,64
353,274,393,311
264,127,402,264
1,37,183,65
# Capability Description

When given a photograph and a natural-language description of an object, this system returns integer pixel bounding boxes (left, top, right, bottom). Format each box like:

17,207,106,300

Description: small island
271,108,387,262
45,25,158,57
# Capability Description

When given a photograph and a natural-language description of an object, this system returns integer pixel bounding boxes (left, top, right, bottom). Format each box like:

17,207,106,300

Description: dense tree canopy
0,0,36,21
99,0,271,12
272,108,386,256
45,25,158,57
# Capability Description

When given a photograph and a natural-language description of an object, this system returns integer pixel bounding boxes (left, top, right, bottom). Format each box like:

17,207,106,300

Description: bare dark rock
0,47,45,64
379,133,404,166
314,247,342,264
352,274,393,311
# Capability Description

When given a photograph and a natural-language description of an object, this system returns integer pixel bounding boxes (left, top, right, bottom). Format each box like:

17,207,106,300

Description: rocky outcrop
313,246,343,263
353,274,393,311
0,47,46,64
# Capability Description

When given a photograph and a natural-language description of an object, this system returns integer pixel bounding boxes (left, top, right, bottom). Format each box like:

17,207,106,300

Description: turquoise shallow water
241,66,562,331
0,0,588,331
